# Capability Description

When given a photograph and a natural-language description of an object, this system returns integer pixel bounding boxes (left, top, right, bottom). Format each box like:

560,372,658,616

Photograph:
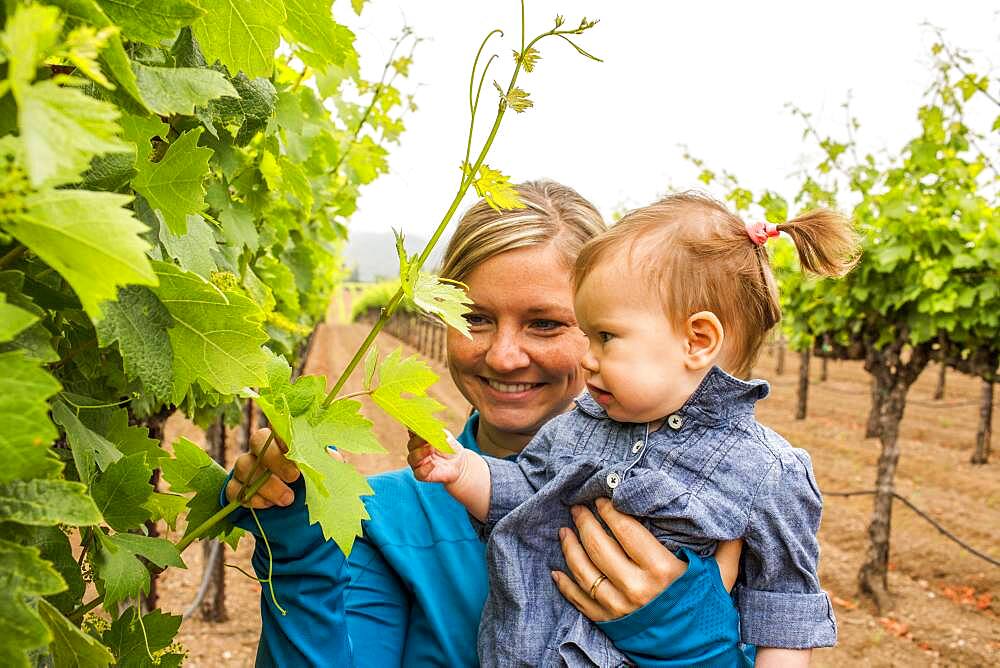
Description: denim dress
478,366,838,667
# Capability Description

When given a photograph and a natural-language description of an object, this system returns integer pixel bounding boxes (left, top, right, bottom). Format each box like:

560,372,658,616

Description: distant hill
343,231,447,282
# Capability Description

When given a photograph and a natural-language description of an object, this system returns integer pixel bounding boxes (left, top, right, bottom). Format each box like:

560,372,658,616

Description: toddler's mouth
587,383,612,405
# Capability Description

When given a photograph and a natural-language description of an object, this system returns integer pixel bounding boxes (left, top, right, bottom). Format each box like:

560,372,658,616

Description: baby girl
410,192,857,666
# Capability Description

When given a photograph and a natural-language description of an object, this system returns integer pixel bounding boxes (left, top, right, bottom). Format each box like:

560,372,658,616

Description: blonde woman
225,181,743,667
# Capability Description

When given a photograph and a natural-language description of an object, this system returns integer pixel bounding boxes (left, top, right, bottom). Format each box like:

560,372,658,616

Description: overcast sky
341,1,998,239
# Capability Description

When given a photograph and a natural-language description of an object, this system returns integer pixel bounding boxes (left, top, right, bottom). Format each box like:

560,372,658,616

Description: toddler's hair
573,192,860,378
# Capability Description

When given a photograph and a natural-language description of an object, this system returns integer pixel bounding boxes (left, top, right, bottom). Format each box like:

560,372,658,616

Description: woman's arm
552,498,749,667
224,429,412,667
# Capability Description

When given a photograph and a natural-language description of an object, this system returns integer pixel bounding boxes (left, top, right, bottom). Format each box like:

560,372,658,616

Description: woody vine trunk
796,348,810,420
857,335,932,612
971,377,993,465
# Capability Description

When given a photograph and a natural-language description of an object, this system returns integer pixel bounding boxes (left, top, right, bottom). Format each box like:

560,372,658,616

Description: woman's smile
479,376,545,399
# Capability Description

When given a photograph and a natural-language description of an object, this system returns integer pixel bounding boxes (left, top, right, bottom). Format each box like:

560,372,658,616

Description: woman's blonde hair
574,192,860,378
439,180,607,282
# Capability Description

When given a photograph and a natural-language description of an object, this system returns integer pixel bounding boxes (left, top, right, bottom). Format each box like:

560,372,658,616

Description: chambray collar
574,365,770,426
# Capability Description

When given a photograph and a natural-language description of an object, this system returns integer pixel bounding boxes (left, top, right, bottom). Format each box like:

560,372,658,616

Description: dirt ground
158,322,998,667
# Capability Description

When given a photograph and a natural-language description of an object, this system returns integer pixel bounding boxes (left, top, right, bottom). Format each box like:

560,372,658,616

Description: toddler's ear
683,311,724,370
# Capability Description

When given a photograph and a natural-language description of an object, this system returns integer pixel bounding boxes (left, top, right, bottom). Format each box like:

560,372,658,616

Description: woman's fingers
550,570,611,623
570,504,640,592
593,497,669,568
714,539,742,592
249,428,300,483
559,526,632,618
228,453,295,508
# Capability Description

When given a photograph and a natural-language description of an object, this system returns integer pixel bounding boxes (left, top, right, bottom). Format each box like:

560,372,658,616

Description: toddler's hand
406,430,466,484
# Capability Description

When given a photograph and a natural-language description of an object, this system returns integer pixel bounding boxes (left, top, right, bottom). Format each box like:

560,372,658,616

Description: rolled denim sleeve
481,419,561,533
737,450,837,649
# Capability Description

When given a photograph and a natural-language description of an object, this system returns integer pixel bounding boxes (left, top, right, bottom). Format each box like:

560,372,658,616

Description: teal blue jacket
226,414,752,666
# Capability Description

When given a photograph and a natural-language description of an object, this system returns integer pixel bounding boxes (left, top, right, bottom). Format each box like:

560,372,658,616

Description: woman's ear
683,311,724,370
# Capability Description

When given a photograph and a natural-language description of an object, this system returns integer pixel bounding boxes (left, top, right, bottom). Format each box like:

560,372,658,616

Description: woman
225,181,743,666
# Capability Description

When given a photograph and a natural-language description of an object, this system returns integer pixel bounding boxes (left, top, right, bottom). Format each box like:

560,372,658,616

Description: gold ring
589,574,607,599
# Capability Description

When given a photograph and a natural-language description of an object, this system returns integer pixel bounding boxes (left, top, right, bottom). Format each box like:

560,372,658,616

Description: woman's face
447,243,588,440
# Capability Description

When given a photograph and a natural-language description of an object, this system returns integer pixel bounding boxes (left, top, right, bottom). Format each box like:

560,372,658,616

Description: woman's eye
463,313,490,327
530,319,563,332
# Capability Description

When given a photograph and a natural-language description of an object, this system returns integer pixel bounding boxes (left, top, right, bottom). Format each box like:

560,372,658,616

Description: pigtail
777,209,861,277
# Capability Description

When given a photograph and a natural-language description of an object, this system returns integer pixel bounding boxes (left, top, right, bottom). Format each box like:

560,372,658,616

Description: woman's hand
225,427,318,508
552,497,742,622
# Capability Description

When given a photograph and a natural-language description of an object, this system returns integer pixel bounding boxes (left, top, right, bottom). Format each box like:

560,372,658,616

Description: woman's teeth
485,379,536,393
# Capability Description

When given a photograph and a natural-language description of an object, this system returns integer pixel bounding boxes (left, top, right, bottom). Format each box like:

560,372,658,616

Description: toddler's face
574,263,697,423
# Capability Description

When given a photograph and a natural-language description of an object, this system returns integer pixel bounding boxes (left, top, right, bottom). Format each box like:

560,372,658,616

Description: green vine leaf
132,127,212,235
90,453,154,531
133,62,238,116
282,0,357,69
515,47,540,72
102,607,184,667
394,228,419,297
151,261,269,403
493,82,533,112
370,348,451,453
0,478,103,526
96,286,175,402
94,532,185,611
38,598,115,668
45,0,151,111
257,354,384,455
51,400,123,485
192,0,287,79
0,351,62,484
0,297,37,343
0,538,67,668
18,79,131,188
96,0,205,45
465,163,525,212
9,187,157,320
411,273,473,337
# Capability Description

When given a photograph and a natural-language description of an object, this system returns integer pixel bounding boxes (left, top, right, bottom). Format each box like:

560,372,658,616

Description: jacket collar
573,365,770,426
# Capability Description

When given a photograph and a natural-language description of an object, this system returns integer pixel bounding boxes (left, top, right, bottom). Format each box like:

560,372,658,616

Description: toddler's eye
599,332,614,343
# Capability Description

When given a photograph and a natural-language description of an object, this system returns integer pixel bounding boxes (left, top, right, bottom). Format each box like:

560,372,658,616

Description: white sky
341,1,999,238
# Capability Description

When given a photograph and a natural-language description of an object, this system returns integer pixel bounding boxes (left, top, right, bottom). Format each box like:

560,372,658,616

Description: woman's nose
484,328,530,373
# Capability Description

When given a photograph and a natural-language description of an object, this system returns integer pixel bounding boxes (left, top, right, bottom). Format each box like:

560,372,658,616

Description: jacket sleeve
736,449,838,649
222,473,355,667
596,550,752,667
343,534,411,667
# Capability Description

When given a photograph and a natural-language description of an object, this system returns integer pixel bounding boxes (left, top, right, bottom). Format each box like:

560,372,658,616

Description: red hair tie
746,221,780,246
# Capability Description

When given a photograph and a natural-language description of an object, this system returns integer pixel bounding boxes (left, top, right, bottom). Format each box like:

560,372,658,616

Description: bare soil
160,323,998,667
